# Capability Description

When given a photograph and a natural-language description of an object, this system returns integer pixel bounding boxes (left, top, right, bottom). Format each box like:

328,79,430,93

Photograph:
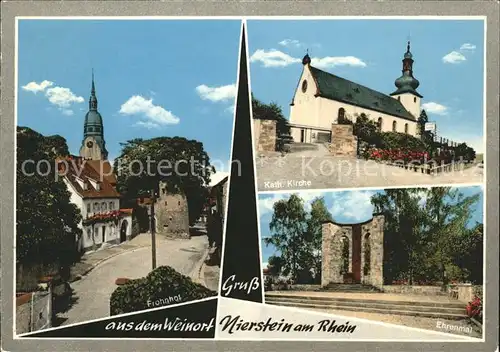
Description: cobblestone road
58,234,208,326
256,152,483,191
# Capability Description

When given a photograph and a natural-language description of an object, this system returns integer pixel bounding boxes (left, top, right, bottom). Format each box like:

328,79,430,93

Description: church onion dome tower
80,71,108,160
390,41,423,98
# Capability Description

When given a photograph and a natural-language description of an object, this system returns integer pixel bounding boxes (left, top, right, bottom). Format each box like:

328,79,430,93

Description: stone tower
390,41,423,119
155,181,190,239
79,71,108,160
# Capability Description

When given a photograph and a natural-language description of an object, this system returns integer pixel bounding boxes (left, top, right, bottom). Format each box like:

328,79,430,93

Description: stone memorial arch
321,214,384,289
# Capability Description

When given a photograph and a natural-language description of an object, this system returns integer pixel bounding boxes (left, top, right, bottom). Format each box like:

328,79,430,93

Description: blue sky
17,20,241,170
248,19,485,153
258,186,484,265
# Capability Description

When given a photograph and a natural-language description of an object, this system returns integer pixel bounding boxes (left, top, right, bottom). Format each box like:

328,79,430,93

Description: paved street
256,149,483,191
58,234,208,326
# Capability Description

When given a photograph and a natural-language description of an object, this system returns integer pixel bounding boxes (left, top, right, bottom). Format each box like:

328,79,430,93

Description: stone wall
253,119,277,153
329,124,358,157
322,214,384,289
16,290,52,334
382,285,446,296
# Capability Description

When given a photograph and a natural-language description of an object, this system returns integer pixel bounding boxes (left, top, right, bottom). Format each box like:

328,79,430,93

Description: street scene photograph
15,19,240,334
259,186,484,339
249,19,485,191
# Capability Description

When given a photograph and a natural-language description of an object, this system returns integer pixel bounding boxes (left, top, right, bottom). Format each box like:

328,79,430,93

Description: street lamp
150,188,157,270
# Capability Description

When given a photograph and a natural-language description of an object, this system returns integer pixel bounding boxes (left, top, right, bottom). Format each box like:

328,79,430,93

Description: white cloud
460,43,476,51
311,56,367,69
133,121,160,129
119,95,180,125
22,80,84,115
45,87,84,108
279,39,302,48
442,51,466,64
22,80,54,93
422,102,449,115
196,84,236,103
250,49,366,70
225,104,235,115
330,190,376,222
250,49,301,68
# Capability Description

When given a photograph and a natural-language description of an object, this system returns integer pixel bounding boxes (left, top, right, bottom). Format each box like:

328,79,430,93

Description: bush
109,266,216,315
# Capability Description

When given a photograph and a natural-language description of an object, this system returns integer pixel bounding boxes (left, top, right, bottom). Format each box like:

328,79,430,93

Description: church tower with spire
390,41,423,119
79,71,108,160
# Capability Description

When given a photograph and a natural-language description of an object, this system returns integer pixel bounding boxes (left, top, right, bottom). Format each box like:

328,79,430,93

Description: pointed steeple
89,69,98,111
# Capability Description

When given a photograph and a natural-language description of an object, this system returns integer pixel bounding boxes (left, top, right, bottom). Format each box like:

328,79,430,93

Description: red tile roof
57,156,120,199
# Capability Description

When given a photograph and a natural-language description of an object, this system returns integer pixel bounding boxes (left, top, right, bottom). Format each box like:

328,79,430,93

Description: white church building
289,42,422,143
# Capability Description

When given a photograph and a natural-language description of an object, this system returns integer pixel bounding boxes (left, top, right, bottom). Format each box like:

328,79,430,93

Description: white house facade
289,42,423,144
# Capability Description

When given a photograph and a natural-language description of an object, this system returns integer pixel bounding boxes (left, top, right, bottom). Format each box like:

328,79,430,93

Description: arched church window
102,202,107,211
377,117,383,132
109,202,114,210
338,108,346,122
96,126,101,132
301,80,308,93
404,123,409,134
94,202,99,212
414,97,417,103
392,121,397,132
363,233,371,276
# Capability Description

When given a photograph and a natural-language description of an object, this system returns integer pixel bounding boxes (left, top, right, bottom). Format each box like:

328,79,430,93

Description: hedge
109,265,217,315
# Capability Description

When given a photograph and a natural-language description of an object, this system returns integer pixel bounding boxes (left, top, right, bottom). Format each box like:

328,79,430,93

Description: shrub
109,266,216,315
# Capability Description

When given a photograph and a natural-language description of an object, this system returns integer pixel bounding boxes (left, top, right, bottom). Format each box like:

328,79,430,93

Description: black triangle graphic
220,24,263,303
22,298,217,338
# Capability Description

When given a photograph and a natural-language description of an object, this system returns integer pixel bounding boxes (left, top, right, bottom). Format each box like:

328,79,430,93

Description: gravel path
58,235,208,326
256,154,483,191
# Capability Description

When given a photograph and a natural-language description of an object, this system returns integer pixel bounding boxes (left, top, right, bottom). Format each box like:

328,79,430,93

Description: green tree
451,222,483,284
352,113,380,145
267,255,285,277
422,188,480,285
16,127,82,278
115,137,212,225
252,95,290,136
306,197,333,282
371,188,427,284
265,194,309,282
371,187,481,285
454,142,476,162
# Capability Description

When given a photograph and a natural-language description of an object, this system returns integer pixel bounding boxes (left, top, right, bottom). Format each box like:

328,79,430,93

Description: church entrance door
351,224,362,283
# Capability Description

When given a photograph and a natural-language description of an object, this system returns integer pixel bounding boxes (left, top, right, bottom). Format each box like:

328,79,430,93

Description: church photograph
14,19,239,333
248,19,485,191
